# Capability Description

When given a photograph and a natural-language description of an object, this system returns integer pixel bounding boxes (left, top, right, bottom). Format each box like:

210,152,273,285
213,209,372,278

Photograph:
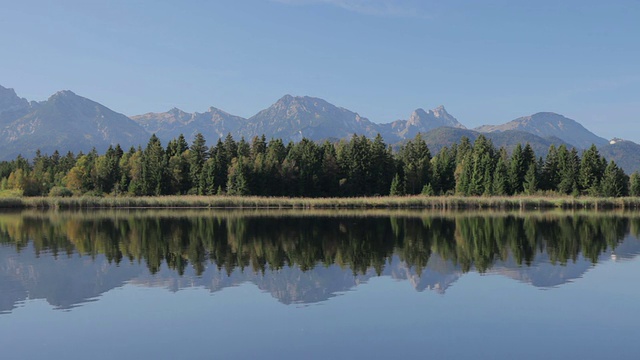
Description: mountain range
1,84,637,173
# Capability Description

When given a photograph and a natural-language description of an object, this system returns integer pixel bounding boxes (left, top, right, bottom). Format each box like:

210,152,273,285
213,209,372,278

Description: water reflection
1,210,639,313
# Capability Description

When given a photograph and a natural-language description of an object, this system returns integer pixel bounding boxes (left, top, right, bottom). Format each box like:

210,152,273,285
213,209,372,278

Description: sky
1,0,639,141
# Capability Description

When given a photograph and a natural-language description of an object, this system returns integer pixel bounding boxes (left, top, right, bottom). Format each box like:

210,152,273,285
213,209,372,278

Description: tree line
1,132,639,197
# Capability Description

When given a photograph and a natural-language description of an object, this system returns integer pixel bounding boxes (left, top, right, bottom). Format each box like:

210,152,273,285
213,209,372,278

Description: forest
0,132,639,198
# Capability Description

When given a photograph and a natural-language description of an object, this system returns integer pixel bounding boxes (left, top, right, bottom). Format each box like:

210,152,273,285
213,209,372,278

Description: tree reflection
0,210,633,277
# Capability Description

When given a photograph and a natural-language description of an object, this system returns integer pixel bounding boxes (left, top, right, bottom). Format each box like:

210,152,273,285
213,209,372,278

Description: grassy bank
2,195,640,210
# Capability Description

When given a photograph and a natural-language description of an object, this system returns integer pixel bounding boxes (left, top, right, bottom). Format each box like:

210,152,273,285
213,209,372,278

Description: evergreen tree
509,144,524,194
492,156,509,196
237,137,250,158
557,146,580,195
630,172,640,197
523,162,538,195
455,152,473,196
398,134,431,195
250,135,267,159
601,161,629,197
541,144,559,191
226,157,249,195
142,134,167,195
370,134,394,196
189,133,208,194
320,141,341,196
579,144,606,195
390,173,405,196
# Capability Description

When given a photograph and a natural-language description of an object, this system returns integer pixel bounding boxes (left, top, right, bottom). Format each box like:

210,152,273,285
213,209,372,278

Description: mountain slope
0,91,150,159
381,106,465,141
475,112,608,149
131,106,246,144
0,85,32,126
600,139,640,174
241,95,380,142
417,127,573,157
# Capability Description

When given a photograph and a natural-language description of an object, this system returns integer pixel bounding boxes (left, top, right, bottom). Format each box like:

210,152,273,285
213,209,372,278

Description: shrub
48,186,73,197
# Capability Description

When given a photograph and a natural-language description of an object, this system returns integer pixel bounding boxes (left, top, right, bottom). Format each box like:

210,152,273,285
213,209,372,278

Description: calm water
1,210,639,359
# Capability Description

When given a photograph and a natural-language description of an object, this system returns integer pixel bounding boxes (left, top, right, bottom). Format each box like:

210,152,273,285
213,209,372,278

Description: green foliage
523,162,538,195
189,133,208,195
630,172,640,197
390,173,405,196
600,161,629,197
398,134,432,195
421,183,434,196
579,144,606,195
0,212,631,277
0,132,633,199
48,186,73,197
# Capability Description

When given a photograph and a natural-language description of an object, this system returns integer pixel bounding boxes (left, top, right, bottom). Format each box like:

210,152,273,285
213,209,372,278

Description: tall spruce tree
579,144,606,195
189,133,208,194
601,160,629,197
492,156,509,196
630,172,640,197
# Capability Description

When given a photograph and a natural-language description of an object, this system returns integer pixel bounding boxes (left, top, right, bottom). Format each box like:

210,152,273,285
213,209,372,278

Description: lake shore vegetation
1,132,639,210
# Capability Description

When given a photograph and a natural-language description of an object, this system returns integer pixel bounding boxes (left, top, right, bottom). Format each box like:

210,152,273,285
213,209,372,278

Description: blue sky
1,0,639,141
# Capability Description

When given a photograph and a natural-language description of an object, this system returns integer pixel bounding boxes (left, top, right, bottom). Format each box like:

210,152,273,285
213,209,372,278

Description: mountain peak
51,90,77,98
168,107,187,115
432,105,449,116
276,94,295,104
0,85,30,115
407,105,465,129
475,112,608,149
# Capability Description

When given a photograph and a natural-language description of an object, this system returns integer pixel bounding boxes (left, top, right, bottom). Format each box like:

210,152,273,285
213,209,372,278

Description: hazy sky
1,0,639,141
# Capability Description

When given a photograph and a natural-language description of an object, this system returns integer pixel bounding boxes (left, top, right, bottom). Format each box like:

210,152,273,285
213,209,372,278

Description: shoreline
2,195,640,210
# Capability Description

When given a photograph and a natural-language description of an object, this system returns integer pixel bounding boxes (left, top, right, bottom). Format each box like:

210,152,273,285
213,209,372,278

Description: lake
0,209,639,359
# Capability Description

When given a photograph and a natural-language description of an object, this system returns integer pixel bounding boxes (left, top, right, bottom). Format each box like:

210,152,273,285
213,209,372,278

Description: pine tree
601,161,629,197
390,173,405,196
630,172,640,197
541,144,559,191
579,144,606,195
492,157,509,196
399,134,431,195
226,157,249,195
557,146,580,194
189,133,208,194
431,146,456,195
523,162,538,195
142,134,166,195
509,144,524,194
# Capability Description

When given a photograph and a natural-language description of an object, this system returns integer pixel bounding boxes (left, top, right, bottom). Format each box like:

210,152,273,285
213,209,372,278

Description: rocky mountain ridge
1,84,637,172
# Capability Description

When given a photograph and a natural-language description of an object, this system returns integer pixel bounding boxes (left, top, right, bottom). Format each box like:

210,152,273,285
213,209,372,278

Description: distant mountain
0,90,149,159
417,127,573,157
2,84,639,174
381,106,465,141
241,95,380,142
600,139,640,174
131,106,246,144
0,85,32,126
475,112,608,149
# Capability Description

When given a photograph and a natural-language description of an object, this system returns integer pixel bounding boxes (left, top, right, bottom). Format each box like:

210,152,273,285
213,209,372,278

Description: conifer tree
189,133,208,194
601,161,629,197
630,172,640,197
557,146,580,194
579,144,606,195
523,162,538,195
390,173,405,196
492,157,509,196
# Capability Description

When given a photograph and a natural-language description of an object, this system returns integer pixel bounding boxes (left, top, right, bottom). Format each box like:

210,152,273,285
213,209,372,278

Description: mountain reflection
1,210,639,313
